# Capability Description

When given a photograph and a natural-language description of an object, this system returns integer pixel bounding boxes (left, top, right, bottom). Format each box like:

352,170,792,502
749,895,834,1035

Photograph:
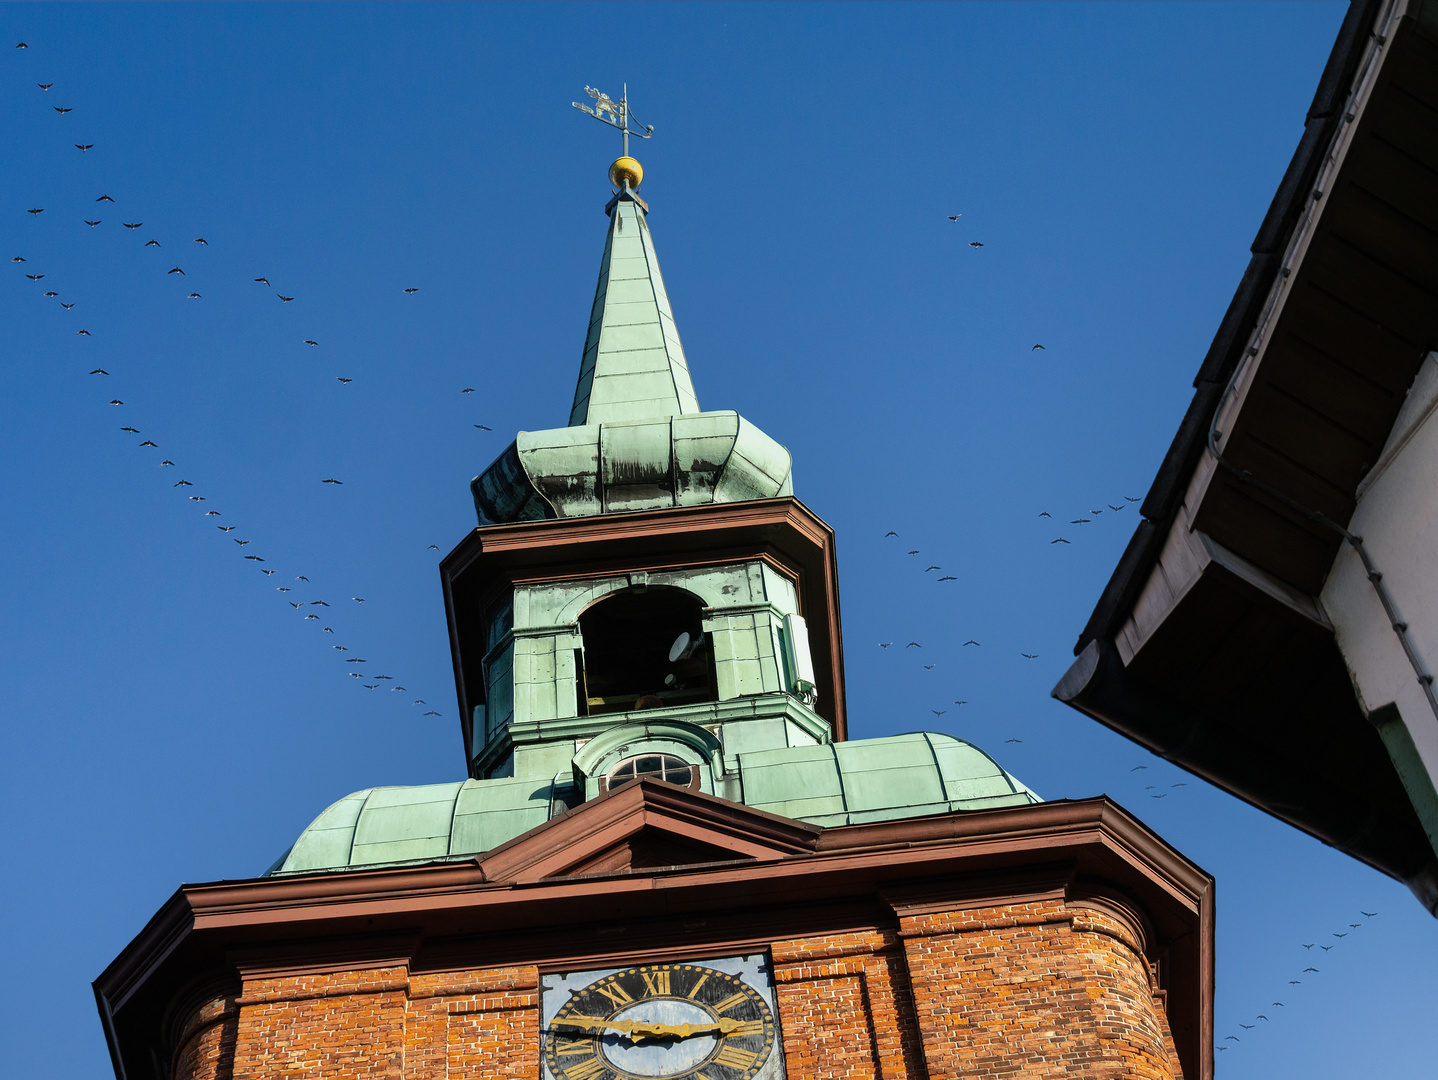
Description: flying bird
924,565,940,572
204,510,220,516
1021,653,1038,659
905,642,921,648
1124,495,1140,502
25,274,45,281
922,664,935,670
188,496,205,502
261,569,276,576
473,424,491,430
1151,793,1168,799
167,266,184,275
61,302,74,309
1362,911,1378,917
96,194,114,202
277,294,294,303
404,287,419,294
54,107,71,115
244,555,265,562
289,601,303,610
931,710,946,718
1005,738,1022,744
352,597,365,603
1320,945,1332,951
75,143,93,152
123,222,142,230
884,530,898,537
427,544,439,550
38,82,52,90
16,42,27,48
424,710,441,716
139,440,157,447
1257,1015,1268,1021
937,575,957,581
194,237,207,245
145,239,160,247
953,700,967,706
311,601,329,607
254,277,269,285
1050,537,1070,544
27,208,44,216
947,214,961,221
296,576,309,581
907,549,920,555
188,292,201,299
304,340,317,347
10,257,23,262
234,539,249,546
85,219,101,227
160,460,175,467
321,477,343,484
79,330,94,336
968,241,983,248
337,377,352,384
89,368,108,375
120,426,139,433
1031,344,1045,351
44,290,57,297
1304,967,1319,973
218,526,235,532
878,643,892,649
962,640,980,647
461,387,476,394
1038,511,1050,518
1071,518,1090,525
1333,932,1347,938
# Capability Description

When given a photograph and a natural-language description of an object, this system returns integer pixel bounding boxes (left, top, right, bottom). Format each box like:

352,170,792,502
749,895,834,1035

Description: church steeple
569,173,700,426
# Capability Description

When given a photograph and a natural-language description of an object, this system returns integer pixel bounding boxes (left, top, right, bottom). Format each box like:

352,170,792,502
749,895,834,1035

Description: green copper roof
570,194,700,426
267,732,1041,876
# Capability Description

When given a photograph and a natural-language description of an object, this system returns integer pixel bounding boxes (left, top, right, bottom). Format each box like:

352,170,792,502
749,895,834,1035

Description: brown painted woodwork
96,786,1212,1080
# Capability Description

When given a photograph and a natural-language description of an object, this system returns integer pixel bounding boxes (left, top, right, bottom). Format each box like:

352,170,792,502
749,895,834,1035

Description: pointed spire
569,182,700,426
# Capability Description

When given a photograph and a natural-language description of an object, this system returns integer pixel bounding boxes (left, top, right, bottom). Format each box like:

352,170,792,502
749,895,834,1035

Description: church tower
96,122,1215,1080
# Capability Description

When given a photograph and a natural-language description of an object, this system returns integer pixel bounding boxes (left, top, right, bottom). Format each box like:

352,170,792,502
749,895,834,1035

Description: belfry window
604,753,697,792
578,586,715,715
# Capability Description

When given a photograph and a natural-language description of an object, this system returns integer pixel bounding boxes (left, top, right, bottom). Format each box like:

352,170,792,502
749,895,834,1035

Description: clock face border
540,954,786,1080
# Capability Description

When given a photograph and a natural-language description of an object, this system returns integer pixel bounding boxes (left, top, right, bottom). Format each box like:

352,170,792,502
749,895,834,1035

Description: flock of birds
8,41,469,716
12,40,1388,1064
1215,908,1381,1056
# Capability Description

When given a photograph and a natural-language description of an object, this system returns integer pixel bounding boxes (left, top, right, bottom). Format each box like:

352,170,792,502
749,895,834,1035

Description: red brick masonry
103,791,1212,1080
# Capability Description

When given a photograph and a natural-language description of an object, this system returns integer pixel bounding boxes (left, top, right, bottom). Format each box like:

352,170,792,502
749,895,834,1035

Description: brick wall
169,902,1182,1080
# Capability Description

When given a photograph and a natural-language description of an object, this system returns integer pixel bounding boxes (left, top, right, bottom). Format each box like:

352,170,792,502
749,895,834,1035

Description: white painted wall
1321,352,1438,851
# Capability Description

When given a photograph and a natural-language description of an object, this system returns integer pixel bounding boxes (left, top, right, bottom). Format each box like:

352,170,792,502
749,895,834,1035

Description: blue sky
3,3,1434,1076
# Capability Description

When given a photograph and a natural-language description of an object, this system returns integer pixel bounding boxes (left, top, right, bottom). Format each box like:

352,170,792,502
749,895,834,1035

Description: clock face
541,957,782,1080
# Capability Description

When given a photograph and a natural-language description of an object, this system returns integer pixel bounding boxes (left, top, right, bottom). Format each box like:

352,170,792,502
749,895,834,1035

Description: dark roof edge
1075,0,1385,655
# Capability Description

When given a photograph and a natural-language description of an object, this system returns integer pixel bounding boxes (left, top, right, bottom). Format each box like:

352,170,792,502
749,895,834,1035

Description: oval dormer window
605,753,696,792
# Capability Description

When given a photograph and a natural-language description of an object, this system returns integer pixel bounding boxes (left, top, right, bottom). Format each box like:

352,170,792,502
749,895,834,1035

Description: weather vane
571,84,653,160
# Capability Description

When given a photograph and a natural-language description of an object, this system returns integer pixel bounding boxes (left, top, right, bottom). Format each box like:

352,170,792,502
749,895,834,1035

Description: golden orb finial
609,155,643,190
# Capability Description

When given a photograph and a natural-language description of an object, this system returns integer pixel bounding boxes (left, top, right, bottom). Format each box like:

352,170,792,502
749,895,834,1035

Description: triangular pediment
478,779,821,884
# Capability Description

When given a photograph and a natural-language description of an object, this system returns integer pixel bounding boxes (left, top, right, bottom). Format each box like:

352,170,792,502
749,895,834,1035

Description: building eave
1056,0,1438,915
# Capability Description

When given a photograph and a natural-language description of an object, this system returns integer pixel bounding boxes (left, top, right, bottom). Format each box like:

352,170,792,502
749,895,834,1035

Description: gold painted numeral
687,973,710,999
593,982,633,1006
729,1020,765,1037
556,1042,594,1056
562,1055,609,1080
714,1044,759,1070
641,969,671,996
712,991,750,1013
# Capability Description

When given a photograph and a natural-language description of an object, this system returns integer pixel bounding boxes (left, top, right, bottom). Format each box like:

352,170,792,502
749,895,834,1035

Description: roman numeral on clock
728,1019,765,1037
641,969,671,995
712,991,750,1013
713,1044,759,1070
593,982,633,1006
562,1055,609,1080
555,1042,595,1056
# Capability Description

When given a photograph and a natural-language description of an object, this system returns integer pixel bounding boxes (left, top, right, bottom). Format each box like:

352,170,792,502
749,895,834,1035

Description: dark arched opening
578,586,715,715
